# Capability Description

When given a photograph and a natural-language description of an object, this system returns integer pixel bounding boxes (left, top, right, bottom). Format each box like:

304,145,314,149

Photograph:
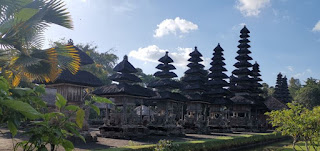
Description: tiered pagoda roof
250,62,266,108
50,70,102,87
281,76,292,103
251,62,263,95
205,44,232,105
231,26,253,95
182,47,207,102
148,52,186,101
93,55,154,98
273,73,283,101
274,73,291,103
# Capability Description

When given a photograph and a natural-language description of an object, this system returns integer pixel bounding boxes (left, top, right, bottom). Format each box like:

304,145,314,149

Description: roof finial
68,39,73,45
124,55,128,61
165,51,169,55
195,46,197,50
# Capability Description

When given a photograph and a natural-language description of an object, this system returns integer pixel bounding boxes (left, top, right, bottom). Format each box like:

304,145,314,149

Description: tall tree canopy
295,78,320,109
289,77,301,98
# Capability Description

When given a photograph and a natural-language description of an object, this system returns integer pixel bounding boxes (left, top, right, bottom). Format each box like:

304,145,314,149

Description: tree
135,68,158,87
77,44,118,85
266,103,320,151
295,78,320,109
0,0,81,86
289,77,301,98
261,83,274,98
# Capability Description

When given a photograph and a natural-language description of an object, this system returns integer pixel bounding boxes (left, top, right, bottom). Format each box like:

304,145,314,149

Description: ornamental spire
205,44,231,104
231,25,253,95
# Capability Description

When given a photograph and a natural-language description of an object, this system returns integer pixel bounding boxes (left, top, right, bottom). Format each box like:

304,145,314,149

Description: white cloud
235,0,270,17
312,21,320,32
306,69,312,73
112,0,135,13
293,69,312,78
129,45,209,68
287,66,294,72
232,23,246,30
154,17,198,38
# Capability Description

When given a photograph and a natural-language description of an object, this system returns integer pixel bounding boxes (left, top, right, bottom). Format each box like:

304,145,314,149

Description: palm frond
42,0,73,29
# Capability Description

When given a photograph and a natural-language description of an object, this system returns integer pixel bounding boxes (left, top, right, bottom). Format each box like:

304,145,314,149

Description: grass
246,140,320,151
96,133,286,151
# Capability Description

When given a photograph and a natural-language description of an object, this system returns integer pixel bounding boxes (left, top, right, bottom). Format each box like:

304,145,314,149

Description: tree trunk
292,138,297,151
304,140,309,151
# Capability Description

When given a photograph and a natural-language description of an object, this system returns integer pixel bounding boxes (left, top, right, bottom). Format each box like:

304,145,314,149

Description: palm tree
0,0,81,86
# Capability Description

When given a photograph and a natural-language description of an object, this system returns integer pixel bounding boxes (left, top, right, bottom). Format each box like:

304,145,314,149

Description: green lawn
96,133,285,151
245,140,320,151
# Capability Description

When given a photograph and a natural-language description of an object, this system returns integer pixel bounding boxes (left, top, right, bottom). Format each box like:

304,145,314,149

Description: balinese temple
205,44,232,132
43,39,102,105
281,76,291,103
250,62,268,131
147,52,186,136
230,26,261,131
181,46,209,134
273,73,292,103
273,73,284,101
40,39,102,142
93,55,154,138
268,73,291,110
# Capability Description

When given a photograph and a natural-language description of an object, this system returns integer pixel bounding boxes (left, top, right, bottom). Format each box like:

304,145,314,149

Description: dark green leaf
92,96,113,104
0,99,42,119
76,109,85,128
8,120,17,137
56,93,67,109
90,104,100,116
61,139,74,151
65,105,80,111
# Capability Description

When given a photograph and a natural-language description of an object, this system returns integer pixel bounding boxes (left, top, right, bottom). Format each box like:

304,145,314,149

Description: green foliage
15,93,87,151
0,77,43,136
289,77,301,99
154,140,175,151
0,0,81,86
294,78,320,109
55,93,67,109
262,83,275,98
266,103,320,151
135,68,158,87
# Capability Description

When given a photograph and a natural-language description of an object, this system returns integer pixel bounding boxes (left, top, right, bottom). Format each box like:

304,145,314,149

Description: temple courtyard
0,127,278,151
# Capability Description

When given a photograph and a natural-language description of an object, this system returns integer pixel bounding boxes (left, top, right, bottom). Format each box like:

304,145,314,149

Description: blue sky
44,0,320,86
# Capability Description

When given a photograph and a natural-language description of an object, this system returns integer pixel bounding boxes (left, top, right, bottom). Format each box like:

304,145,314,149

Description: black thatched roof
264,96,287,110
93,83,155,98
148,79,181,89
109,73,142,83
230,95,255,105
110,55,142,84
150,91,187,102
158,52,173,63
184,93,203,102
240,25,250,33
113,55,138,73
45,70,102,87
67,39,94,66
182,47,207,102
205,44,230,104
